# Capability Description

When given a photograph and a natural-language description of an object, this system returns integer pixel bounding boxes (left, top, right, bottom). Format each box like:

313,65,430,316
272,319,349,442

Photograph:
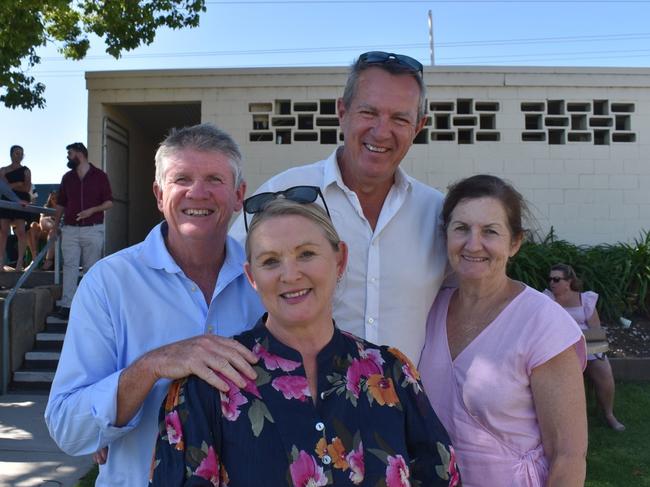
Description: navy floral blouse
151,319,460,486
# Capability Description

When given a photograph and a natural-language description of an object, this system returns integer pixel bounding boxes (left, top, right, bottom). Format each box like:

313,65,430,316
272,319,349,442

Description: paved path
0,394,92,487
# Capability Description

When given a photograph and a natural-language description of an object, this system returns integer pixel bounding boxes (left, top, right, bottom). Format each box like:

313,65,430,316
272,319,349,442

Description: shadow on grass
586,382,650,487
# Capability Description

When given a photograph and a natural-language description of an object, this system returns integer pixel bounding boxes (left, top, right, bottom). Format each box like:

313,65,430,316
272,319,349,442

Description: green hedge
507,228,650,322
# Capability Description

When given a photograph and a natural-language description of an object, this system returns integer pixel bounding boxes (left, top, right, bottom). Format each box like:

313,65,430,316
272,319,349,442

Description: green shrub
508,228,650,322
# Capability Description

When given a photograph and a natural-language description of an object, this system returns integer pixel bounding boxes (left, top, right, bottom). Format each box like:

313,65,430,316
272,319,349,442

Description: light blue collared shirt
45,222,264,486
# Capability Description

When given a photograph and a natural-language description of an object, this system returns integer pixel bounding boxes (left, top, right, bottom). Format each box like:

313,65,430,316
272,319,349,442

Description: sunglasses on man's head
548,277,567,283
243,185,330,231
358,51,424,77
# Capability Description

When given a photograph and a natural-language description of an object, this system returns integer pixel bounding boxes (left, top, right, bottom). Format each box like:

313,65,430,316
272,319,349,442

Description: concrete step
46,315,68,325
24,351,61,370
33,332,65,351
26,351,61,361
10,369,55,393
13,370,55,382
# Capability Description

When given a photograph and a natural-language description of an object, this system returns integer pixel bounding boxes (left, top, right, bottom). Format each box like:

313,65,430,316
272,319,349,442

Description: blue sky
2,0,650,183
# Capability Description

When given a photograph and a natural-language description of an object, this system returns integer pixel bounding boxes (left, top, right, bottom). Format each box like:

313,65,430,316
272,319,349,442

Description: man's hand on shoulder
116,334,260,426
145,335,259,390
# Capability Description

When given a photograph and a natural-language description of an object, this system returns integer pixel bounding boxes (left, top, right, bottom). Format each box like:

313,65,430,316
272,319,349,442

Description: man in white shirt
231,52,447,362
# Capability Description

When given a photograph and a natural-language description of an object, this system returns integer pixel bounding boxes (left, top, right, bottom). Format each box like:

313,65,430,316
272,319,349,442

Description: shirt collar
322,147,412,194
140,221,247,281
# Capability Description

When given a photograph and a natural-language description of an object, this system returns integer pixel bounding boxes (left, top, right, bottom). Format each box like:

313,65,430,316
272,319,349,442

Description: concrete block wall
0,285,59,381
86,66,650,246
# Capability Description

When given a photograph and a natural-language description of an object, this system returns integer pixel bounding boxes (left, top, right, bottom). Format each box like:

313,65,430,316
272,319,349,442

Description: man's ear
337,97,347,124
234,181,247,213
153,182,164,213
414,115,428,139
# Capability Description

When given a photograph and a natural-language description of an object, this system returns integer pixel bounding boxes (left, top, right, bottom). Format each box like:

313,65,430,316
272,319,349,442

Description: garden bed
606,317,650,358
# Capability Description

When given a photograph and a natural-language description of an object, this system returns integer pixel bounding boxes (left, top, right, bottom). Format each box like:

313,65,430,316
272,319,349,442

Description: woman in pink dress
419,174,588,487
544,263,625,432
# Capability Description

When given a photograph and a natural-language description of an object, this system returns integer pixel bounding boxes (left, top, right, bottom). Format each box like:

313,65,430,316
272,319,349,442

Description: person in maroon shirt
52,142,113,318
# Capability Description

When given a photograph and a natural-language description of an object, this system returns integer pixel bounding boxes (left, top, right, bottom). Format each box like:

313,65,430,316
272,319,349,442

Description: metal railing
0,199,58,395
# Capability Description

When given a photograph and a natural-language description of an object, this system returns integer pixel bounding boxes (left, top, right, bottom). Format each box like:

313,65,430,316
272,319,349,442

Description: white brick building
85,66,650,253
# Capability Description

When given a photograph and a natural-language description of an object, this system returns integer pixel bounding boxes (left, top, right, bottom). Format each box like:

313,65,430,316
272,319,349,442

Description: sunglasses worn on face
243,185,330,231
548,277,567,283
358,51,423,76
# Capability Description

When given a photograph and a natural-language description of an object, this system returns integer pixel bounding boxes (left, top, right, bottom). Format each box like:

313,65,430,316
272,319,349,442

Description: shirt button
315,422,325,432
370,277,377,282
322,455,332,465
368,317,374,324
191,285,197,292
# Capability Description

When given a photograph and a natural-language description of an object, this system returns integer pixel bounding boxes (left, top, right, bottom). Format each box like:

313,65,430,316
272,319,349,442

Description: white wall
87,66,650,246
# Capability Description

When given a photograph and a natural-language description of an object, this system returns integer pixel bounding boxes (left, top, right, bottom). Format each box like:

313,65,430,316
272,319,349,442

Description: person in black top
0,145,32,271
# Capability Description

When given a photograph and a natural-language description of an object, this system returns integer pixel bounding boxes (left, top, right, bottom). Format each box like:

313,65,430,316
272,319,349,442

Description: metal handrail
1,201,59,395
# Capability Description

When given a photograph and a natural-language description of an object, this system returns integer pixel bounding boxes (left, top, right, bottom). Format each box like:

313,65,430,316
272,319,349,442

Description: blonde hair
245,199,340,261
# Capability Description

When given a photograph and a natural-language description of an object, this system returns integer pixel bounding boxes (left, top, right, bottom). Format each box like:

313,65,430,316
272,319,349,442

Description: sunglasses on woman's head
243,185,330,231
548,277,567,283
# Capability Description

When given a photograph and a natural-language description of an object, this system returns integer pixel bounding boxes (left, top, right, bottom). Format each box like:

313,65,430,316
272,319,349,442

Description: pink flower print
359,347,384,369
254,342,301,372
346,442,365,485
448,446,460,486
194,446,220,486
242,375,262,399
219,376,249,421
164,410,184,450
272,376,311,402
388,347,421,392
345,355,383,398
289,450,328,487
386,454,410,487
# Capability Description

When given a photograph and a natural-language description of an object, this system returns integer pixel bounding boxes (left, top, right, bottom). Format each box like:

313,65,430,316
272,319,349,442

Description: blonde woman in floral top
151,196,459,487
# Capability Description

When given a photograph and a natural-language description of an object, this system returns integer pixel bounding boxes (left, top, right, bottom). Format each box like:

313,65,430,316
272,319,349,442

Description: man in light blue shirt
45,124,265,486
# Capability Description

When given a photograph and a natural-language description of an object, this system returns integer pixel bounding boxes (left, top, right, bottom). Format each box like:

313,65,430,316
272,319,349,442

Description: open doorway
101,102,201,253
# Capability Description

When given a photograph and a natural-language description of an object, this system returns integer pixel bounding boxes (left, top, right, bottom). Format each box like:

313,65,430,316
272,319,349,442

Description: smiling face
244,214,347,331
446,196,522,283
153,148,245,248
337,67,426,190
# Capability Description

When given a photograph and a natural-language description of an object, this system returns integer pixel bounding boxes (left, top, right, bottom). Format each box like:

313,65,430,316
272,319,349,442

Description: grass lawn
75,382,650,486
585,381,650,486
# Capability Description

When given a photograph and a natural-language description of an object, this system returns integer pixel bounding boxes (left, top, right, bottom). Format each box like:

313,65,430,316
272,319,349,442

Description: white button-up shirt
231,150,447,362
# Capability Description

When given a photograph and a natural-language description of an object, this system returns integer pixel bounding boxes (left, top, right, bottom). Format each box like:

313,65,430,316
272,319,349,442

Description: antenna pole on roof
428,10,435,66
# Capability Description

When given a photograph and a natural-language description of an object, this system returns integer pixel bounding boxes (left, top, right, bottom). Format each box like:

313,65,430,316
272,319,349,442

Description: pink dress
543,289,599,360
419,286,586,487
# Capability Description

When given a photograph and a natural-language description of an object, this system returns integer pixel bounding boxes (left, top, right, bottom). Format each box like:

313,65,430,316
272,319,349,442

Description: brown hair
442,174,528,241
550,263,583,292
245,199,341,261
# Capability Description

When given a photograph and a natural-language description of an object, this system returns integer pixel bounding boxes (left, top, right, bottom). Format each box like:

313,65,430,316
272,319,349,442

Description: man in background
52,142,113,319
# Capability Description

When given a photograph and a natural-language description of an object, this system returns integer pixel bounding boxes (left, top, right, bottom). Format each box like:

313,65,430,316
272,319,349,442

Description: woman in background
0,145,32,271
545,263,625,431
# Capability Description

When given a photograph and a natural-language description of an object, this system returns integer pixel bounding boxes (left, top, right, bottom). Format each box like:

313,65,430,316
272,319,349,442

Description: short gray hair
245,199,341,261
341,55,427,124
155,123,243,187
